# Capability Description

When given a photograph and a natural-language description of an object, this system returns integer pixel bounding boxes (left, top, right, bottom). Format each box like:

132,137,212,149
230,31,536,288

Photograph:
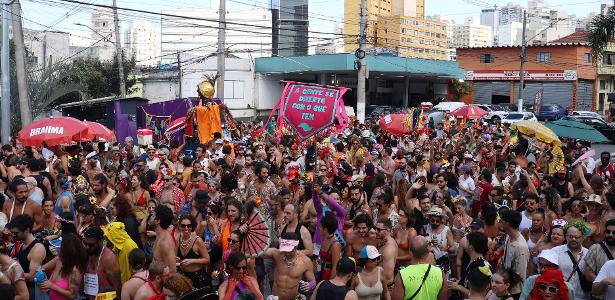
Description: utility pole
216,0,225,100
517,10,527,113
112,0,126,98
11,0,31,125
356,0,368,123
1,0,11,143
177,52,182,99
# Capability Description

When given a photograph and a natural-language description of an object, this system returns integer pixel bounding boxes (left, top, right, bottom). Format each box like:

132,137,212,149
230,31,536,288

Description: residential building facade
125,21,158,67
497,22,522,46
456,39,596,111
23,29,70,69
344,0,393,51
90,8,114,47
377,15,447,60
452,18,493,48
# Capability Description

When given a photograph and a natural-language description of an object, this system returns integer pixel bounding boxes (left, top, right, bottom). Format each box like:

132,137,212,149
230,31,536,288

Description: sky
18,0,612,43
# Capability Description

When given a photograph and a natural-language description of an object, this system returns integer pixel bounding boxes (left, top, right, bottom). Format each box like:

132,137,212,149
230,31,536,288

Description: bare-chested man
121,249,148,300
345,213,377,260
375,219,398,286
262,232,316,300
377,147,395,180
3,178,43,231
133,261,166,300
151,205,176,273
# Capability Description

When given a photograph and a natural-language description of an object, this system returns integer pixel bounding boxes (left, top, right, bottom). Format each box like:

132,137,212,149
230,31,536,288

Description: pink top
48,276,70,300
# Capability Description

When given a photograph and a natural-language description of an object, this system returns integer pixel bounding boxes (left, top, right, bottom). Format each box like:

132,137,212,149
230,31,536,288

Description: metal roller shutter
522,82,543,104
473,81,492,104
492,81,509,96
576,80,594,111
542,82,572,108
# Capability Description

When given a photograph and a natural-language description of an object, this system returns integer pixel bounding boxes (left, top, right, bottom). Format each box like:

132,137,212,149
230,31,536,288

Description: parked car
433,101,466,113
536,104,567,121
475,104,509,123
563,116,615,142
501,112,538,125
571,110,606,121
366,105,395,120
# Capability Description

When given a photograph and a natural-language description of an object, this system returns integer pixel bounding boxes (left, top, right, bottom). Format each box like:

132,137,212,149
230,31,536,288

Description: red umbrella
450,105,488,119
165,117,187,135
379,113,413,136
84,121,116,142
18,116,93,147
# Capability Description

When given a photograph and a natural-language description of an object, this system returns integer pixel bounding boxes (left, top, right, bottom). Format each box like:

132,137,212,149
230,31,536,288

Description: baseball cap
215,139,223,145
370,149,379,156
359,245,381,260
279,238,299,252
85,151,98,160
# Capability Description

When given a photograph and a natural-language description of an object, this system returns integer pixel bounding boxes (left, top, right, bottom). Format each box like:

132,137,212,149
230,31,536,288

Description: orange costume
196,105,222,144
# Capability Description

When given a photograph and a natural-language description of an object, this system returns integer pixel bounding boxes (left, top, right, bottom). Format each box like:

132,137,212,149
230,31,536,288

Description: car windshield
506,113,524,119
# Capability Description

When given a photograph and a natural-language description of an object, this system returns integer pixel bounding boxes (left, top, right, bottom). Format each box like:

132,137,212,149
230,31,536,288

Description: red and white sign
464,70,577,81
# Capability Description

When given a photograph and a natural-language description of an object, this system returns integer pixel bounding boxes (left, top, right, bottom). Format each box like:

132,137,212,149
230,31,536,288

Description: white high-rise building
498,22,523,46
499,3,523,25
90,8,114,47
160,8,272,65
526,0,575,44
480,7,499,45
125,21,158,67
308,23,344,55
453,17,493,48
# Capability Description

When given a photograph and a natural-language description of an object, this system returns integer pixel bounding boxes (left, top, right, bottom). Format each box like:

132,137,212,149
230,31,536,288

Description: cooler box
137,129,153,145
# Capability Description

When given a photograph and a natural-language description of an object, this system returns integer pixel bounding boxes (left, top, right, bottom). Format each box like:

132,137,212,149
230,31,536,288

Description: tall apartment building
344,0,446,60
452,18,493,48
91,8,114,47
160,8,272,65
125,21,157,67
498,22,522,46
480,7,498,45
271,0,309,56
499,3,523,25
344,0,392,51
376,16,447,60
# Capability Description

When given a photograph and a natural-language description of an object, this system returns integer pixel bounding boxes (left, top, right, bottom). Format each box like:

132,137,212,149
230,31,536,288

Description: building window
600,80,607,90
603,52,615,65
480,54,495,63
584,53,591,63
536,52,552,63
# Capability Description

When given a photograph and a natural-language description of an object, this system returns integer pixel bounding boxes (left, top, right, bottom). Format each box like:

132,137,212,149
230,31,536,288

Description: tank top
316,280,350,300
18,240,40,288
424,225,450,260
282,223,305,250
399,264,443,300
554,181,570,198
519,211,532,234
356,269,383,300
49,273,70,300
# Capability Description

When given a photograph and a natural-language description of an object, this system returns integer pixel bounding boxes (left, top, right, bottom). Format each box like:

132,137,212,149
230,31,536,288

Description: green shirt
399,264,443,300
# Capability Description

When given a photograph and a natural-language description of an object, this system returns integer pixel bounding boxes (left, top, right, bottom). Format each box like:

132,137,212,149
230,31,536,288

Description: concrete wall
23,29,70,69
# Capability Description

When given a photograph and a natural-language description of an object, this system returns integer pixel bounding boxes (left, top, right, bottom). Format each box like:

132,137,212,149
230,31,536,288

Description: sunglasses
606,229,615,235
179,223,193,229
375,227,388,232
429,218,441,224
539,284,559,293
229,238,241,244
234,265,247,271
369,256,381,262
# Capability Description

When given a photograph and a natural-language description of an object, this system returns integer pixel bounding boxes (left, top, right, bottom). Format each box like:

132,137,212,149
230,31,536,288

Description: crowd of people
1,117,615,300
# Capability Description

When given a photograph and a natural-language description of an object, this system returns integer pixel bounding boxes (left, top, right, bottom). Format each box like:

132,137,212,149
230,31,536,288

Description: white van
433,101,466,113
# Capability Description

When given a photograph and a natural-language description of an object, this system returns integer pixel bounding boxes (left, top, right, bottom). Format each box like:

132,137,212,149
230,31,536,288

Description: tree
588,7,615,61
450,80,471,101
65,52,137,100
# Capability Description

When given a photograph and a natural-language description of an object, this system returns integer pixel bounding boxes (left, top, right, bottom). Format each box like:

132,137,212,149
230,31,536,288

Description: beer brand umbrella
165,117,187,135
18,116,93,147
84,121,116,142
450,105,488,119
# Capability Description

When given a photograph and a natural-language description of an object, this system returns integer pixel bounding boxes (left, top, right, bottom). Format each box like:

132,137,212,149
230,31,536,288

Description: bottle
34,267,50,300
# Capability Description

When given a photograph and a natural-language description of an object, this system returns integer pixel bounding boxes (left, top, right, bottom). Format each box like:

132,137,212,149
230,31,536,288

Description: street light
74,22,112,42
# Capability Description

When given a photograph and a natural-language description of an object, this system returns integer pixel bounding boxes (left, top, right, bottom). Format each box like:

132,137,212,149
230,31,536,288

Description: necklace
179,234,192,253
283,254,297,268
